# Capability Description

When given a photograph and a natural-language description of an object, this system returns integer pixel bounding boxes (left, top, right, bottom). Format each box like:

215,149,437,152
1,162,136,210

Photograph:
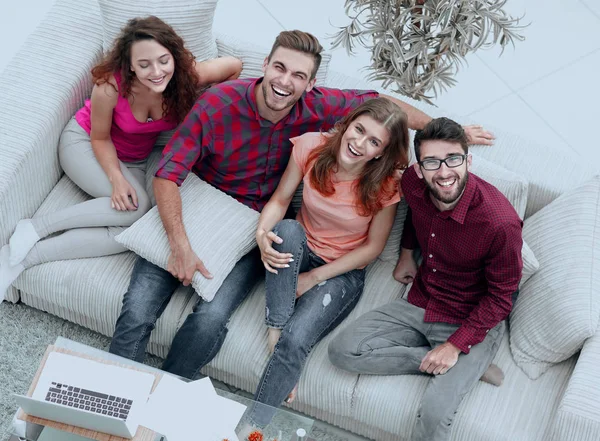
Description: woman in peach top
251,97,410,427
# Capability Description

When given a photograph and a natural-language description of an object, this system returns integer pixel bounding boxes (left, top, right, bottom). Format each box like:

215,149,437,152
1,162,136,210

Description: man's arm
446,220,523,354
379,93,431,131
153,178,212,285
153,101,214,285
380,93,495,145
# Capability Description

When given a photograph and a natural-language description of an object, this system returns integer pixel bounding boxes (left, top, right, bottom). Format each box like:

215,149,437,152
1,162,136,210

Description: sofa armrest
0,0,103,248
549,331,600,441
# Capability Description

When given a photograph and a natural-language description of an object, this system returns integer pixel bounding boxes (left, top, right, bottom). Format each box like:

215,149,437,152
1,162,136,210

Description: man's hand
393,249,418,284
463,125,495,146
167,243,212,286
419,342,461,375
296,271,319,298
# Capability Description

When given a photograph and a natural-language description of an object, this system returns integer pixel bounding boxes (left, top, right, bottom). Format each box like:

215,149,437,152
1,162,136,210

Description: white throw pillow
215,33,331,86
98,0,219,61
510,176,600,379
378,154,532,263
115,173,259,301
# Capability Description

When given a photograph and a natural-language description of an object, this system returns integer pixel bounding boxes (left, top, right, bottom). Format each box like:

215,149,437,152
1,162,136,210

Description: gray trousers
328,298,504,441
24,118,152,268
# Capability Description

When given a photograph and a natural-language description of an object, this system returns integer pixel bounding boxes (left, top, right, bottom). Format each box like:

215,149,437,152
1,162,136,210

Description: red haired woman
0,16,241,297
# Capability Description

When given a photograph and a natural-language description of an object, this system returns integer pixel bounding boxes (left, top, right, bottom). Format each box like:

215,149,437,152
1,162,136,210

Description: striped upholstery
549,332,600,441
0,0,103,302
511,176,600,379
215,32,332,86
115,173,259,302
98,0,218,62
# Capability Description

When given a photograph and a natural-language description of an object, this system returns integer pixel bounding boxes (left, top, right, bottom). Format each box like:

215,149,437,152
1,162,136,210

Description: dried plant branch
331,0,527,104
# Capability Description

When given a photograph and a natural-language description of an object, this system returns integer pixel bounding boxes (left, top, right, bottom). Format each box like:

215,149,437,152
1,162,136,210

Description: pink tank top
75,72,178,162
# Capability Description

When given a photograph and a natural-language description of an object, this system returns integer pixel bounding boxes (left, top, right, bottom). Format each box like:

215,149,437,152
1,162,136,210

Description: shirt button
431,233,435,237
429,254,433,258
468,345,472,349
432,269,437,273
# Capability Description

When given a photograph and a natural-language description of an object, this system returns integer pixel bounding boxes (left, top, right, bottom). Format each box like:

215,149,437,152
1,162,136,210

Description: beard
425,172,469,205
261,81,298,112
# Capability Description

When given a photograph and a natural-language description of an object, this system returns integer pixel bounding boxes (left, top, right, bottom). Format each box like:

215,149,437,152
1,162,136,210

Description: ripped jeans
250,219,365,427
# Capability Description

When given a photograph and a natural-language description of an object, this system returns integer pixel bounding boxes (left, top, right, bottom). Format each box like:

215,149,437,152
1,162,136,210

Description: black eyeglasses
418,154,468,171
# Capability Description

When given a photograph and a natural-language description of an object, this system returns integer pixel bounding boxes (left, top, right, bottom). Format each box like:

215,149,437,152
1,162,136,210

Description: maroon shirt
400,166,523,353
155,78,378,211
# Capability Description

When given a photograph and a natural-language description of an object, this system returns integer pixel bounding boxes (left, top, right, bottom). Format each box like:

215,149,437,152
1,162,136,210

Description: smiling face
259,47,316,120
415,139,472,210
337,115,390,174
130,39,175,93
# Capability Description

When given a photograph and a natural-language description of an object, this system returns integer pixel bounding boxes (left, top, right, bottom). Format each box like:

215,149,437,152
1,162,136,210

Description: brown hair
91,16,202,123
308,98,410,217
267,30,323,80
414,117,468,161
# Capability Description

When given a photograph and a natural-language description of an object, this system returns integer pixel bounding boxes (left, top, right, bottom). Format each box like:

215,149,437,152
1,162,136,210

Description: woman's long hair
91,16,202,123
308,98,410,217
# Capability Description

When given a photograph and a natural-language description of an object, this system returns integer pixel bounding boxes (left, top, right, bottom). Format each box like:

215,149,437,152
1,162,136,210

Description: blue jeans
109,247,264,377
249,220,365,427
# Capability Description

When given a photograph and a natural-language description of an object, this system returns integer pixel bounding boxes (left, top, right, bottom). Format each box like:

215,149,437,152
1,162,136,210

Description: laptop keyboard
45,382,133,420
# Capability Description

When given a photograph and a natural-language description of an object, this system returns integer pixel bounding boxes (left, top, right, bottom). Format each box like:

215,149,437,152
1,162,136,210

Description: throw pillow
215,33,331,86
510,176,600,379
98,0,219,62
115,173,259,301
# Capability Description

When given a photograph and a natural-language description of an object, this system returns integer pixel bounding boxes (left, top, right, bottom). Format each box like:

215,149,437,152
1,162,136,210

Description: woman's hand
110,175,139,211
296,271,319,298
257,229,293,274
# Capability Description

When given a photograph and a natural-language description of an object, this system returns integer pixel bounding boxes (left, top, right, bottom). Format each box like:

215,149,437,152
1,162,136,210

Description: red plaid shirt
400,167,523,353
155,78,378,211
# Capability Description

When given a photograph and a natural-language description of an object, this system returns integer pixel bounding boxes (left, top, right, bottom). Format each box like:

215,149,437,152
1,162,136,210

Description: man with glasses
328,117,523,441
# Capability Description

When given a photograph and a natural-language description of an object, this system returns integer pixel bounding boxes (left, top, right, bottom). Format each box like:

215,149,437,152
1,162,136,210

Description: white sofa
2,0,600,440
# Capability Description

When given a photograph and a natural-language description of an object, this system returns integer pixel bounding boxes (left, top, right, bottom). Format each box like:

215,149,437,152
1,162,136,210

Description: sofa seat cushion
12,174,198,355
351,331,577,441
201,259,407,425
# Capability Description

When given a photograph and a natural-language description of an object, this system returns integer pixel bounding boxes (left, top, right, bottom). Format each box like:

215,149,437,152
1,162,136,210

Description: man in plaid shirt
109,30,495,381
329,118,522,441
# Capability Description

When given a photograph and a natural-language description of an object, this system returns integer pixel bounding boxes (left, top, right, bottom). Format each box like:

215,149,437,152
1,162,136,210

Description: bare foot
267,328,282,354
480,363,504,387
285,384,298,404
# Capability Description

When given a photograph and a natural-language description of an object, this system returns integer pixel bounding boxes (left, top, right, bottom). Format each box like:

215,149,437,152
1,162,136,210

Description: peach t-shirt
292,132,401,263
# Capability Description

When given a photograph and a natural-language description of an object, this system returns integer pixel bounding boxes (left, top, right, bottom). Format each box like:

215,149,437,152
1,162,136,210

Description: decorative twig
331,0,527,104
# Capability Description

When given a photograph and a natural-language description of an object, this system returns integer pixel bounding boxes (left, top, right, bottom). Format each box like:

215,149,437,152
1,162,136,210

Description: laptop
14,351,155,438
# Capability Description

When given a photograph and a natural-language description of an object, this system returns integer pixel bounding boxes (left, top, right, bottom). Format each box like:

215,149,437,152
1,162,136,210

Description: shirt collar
411,171,477,225
246,77,303,126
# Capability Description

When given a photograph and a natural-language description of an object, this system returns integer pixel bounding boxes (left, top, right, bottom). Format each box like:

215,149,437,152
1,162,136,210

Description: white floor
2,0,599,161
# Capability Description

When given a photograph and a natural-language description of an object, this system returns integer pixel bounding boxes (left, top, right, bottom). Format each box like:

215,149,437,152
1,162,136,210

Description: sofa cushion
115,173,259,302
510,176,600,379
98,0,218,61
215,33,331,86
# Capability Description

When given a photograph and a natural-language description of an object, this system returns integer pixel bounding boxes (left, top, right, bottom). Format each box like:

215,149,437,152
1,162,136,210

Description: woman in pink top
0,16,241,297
248,98,410,428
